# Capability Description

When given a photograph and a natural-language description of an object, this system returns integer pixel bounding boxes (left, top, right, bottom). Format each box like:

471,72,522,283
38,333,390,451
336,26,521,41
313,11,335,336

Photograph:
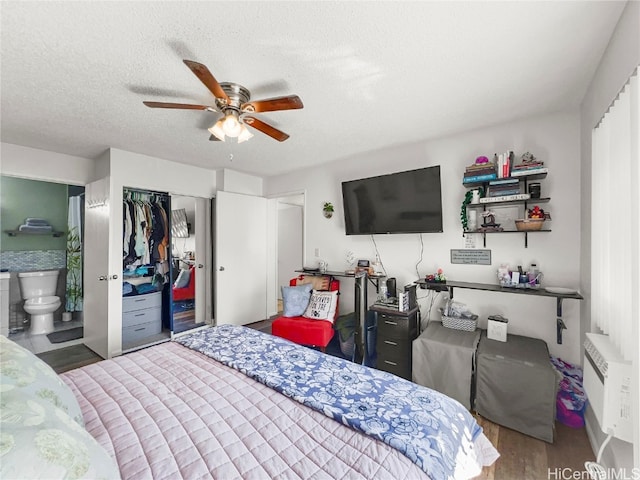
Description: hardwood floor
36,344,103,374
38,321,595,477
474,415,594,479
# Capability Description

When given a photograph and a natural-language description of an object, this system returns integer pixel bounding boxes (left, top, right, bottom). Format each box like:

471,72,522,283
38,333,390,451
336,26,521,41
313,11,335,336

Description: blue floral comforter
175,325,487,478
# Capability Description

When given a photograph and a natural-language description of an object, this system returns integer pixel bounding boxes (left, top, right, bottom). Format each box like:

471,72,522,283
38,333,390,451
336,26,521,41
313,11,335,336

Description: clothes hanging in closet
122,194,170,282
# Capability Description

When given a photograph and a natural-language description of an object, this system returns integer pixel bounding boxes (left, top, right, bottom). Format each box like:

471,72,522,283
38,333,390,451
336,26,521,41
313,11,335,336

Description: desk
416,279,583,344
296,270,385,362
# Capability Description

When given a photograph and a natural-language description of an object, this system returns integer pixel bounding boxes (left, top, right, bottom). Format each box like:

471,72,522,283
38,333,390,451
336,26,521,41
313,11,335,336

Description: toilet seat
25,296,61,308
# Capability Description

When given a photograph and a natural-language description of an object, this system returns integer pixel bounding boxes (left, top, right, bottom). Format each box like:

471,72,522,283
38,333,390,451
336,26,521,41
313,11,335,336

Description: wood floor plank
495,425,548,480
473,414,498,480
546,422,595,471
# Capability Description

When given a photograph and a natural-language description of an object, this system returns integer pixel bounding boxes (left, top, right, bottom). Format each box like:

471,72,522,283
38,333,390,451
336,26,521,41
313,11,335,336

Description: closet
121,189,172,351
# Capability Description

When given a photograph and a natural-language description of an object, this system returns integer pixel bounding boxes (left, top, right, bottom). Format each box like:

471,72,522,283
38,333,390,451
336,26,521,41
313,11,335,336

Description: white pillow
303,290,338,322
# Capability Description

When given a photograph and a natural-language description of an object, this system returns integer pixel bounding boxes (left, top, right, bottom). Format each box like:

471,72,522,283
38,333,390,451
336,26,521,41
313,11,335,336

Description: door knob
110,274,119,280
198,264,204,269
219,266,225,271
98,275,107,281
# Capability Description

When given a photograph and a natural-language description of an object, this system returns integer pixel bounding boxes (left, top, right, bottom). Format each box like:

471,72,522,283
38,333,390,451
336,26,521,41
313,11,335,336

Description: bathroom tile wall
0,250,66,272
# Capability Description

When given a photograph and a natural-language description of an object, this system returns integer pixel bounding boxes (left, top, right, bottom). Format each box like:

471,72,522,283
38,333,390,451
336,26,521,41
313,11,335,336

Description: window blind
591,67,639,362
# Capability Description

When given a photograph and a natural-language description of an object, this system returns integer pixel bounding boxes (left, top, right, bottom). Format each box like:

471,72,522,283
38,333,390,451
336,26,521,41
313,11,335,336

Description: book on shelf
479,193,531,203
489,185,520,192
488,189,520,197
512,162,544,169
466,162,497,171
462,173,497,183
511,168,548,177
489,178,519,186
464,168,496,177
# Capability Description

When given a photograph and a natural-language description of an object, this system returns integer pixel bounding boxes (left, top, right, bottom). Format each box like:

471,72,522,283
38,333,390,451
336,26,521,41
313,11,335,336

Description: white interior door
215,191,267,325
194,197,207,324
83,178,112,359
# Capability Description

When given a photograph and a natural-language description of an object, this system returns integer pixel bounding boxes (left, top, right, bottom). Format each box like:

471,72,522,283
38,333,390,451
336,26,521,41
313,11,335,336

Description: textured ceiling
0,1,626,177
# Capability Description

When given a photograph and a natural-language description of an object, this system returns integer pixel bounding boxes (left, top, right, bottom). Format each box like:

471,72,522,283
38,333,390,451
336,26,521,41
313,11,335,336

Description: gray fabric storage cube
475,331,559,443
412,321,480,409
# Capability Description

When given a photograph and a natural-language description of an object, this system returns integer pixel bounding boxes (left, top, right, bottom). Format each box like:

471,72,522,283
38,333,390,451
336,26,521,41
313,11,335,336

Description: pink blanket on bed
62,341,496,479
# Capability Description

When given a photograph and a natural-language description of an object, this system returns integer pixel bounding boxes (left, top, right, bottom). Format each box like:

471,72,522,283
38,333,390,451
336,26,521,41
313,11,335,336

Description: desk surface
416,279,583,300
295,269,386,280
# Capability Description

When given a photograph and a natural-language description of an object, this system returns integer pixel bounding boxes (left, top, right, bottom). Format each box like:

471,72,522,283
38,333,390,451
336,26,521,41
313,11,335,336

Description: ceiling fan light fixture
221,111,243,138
208,120,226,141
237,125,254,144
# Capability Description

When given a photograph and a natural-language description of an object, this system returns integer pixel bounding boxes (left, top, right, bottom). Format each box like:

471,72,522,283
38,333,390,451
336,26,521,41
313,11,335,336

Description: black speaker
386,277,396,298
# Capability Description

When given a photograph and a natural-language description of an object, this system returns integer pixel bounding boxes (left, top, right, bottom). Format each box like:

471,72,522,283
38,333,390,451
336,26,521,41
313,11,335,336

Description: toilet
18,270,62,335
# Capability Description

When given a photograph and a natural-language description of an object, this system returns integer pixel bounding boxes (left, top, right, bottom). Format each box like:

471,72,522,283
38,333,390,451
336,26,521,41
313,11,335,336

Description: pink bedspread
62,341,496,479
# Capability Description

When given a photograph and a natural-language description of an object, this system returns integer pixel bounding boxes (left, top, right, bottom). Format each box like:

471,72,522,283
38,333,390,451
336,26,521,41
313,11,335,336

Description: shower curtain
66,195,83,312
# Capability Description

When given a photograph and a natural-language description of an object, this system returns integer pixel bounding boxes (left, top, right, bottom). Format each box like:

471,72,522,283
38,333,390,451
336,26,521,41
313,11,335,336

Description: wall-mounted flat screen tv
341,166,443,235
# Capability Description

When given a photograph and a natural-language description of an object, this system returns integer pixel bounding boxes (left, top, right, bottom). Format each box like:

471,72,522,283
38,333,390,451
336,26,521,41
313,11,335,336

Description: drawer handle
134,313,145,317
384,360,398,366
384,340,398,346
134,299,146,302
384,321,398,326
134,328,145,332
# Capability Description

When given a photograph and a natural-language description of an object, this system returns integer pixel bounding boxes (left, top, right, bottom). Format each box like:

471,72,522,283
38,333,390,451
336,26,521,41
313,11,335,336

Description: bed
1,326,499,479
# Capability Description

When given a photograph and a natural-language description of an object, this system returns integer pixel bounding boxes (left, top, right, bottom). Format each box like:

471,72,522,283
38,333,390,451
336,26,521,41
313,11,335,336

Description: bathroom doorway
0,175,85,354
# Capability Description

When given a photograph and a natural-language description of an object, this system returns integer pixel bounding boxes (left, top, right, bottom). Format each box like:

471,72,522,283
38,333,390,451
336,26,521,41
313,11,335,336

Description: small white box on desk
487,315,508,342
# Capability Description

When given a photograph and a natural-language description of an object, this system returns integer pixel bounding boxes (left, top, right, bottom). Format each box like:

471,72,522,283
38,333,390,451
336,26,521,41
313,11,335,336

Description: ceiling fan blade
209,134,221,142
183,60,230,102
243,116,290,142
143,101,214,110
241,95,303,113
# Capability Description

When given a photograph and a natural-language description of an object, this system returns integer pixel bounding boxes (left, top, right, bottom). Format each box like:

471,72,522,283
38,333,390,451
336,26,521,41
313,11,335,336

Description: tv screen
341,166,443,235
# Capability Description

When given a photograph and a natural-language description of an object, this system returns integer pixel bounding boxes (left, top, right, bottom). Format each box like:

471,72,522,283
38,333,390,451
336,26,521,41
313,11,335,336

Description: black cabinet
370,306,419,380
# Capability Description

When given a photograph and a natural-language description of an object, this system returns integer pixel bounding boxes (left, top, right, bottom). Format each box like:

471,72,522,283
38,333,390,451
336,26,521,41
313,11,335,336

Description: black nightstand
369,306,419,380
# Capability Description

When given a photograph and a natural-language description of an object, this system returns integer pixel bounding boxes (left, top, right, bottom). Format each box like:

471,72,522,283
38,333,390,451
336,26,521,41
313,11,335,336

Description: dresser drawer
123,320,162,345
123,291,162,313
377,337,411,356
123,305,161,328
377,356,411,379
377,314,416,340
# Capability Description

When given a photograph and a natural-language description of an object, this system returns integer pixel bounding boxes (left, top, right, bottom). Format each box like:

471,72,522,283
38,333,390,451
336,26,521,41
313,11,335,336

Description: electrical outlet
315,248,320,257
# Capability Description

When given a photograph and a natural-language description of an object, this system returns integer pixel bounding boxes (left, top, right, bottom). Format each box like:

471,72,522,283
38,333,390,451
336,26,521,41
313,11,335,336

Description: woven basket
515,218,545,231
441,314,478,332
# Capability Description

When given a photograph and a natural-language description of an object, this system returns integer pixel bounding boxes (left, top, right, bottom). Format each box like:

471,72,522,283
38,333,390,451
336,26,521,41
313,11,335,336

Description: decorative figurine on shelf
425,268,446,284
528,205,548,219
479,210,504,232
520,152,537,164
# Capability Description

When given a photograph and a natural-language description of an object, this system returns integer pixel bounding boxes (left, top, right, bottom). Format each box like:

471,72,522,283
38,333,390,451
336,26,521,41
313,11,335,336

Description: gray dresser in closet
122,291,162,346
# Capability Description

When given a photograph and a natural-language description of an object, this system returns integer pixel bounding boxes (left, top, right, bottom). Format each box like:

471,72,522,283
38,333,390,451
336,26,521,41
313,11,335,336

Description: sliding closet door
194,196,208,325
215,191,267,325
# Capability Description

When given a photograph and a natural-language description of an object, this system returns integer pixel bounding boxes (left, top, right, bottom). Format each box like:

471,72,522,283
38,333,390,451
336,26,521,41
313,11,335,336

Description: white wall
266,110,582,364
580,0,640,469
110,148,217,198
1,142,95,185
219,168,263,195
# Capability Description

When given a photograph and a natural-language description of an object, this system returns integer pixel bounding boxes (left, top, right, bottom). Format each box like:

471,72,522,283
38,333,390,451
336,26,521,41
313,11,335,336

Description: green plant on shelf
460,190,474,230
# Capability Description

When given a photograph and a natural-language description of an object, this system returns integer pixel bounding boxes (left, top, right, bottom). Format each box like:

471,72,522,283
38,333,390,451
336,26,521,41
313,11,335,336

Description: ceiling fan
143,60,303,142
